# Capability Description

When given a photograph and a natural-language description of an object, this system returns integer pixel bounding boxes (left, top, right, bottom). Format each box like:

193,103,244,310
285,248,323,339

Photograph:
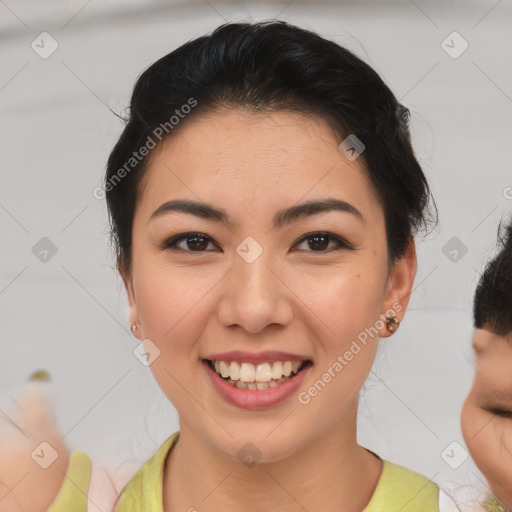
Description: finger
9,377,56,436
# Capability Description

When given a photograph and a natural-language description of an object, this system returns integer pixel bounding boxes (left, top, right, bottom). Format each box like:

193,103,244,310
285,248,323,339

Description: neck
163,403,382,512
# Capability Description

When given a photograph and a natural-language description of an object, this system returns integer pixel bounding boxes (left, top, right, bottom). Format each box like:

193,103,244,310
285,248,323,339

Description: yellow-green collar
118,432,440,512
483,494,511,512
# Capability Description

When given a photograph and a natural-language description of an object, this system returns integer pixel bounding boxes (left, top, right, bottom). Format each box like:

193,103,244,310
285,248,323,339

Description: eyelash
161,231,353,254
487,408,512,419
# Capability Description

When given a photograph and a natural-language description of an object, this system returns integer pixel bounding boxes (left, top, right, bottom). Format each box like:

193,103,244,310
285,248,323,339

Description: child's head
461,219,512,509
104,21,434,462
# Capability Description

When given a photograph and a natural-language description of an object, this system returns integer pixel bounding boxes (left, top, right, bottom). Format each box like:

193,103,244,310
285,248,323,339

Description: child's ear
119,259,141,340
379,237,417,339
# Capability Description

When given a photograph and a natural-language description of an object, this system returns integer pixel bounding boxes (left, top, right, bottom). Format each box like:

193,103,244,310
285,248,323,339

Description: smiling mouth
203,359,313,390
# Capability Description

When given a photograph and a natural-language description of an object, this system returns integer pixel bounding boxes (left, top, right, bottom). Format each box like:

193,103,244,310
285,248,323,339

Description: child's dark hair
105,20,436,275
473,218,512,337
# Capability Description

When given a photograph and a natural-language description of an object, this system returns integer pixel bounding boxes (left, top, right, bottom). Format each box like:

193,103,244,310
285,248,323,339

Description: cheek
298,262,386,343
133,260,219,354
462,402,512,491
291,267,384,411
486,423,512,496
460,399,473,448
461,402,491,463
132,263,218,412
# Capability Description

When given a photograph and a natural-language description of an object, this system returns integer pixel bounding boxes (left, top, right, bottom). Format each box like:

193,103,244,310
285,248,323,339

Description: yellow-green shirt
117,431,444,511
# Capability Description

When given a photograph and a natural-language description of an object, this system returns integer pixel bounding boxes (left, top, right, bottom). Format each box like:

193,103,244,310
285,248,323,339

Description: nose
217,248,293,335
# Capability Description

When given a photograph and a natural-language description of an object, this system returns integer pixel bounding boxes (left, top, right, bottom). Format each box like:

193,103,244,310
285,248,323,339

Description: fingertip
28,369,51,382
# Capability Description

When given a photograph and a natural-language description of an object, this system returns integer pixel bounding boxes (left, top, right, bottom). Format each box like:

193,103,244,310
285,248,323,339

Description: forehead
472,328,512,390
137,109,382,222
473,328,512,355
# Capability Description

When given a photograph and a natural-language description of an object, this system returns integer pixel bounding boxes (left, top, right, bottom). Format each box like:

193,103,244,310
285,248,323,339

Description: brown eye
161,231,352,254
293,232,352,253
162,233,217,252
307,234,329,251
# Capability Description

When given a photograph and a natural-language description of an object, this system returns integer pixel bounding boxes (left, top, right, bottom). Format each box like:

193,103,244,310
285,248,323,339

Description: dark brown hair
105,20,436,274
474,218,512,337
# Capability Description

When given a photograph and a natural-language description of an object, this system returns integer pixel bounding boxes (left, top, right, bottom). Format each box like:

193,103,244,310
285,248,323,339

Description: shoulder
116,431,181,512
47,451,92,511
364,459,441,512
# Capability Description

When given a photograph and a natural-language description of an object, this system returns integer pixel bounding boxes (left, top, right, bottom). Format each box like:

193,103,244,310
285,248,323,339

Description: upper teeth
212,360,304,382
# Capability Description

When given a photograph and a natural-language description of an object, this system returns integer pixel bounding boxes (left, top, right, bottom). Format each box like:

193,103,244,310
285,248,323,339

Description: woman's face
122,108,415,462
461,328,512,508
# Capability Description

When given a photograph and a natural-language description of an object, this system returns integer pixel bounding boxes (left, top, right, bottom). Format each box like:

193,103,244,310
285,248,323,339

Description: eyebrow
149,198,364,228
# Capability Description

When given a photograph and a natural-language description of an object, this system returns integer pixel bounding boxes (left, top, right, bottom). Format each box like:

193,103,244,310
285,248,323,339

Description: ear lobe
379,238,417,338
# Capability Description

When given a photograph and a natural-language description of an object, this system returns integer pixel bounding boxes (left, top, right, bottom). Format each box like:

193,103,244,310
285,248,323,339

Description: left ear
379,237,417,338
119,260,142,341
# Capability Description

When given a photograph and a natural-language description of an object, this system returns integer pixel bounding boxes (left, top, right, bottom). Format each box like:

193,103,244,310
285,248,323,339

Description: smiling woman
53,19,458,512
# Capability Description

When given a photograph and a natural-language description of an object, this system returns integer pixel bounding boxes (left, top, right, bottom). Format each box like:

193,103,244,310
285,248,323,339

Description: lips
203,358,312,409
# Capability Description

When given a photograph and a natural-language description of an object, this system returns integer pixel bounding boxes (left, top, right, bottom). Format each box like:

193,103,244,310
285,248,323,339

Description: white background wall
1,0,511,506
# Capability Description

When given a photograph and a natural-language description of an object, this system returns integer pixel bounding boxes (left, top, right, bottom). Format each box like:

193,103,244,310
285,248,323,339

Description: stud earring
130,323,140,333
385,316,400,333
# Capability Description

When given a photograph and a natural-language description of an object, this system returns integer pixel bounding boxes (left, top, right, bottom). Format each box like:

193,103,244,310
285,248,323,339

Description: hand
0,373,71,512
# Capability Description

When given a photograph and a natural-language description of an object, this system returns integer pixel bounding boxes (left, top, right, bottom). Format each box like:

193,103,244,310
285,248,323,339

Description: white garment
439,489,461,512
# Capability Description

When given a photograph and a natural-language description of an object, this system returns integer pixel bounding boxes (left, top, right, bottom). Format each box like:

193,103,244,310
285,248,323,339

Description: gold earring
385,316,400,333
130,323,140,333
